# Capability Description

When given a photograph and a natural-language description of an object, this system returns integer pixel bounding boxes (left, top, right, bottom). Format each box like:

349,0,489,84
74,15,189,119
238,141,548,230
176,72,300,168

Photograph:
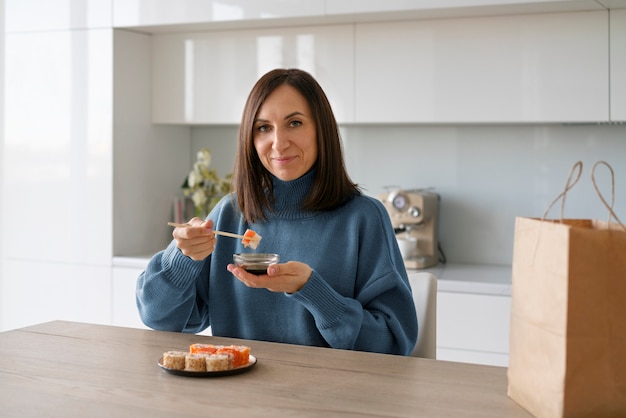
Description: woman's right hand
172,218,216,261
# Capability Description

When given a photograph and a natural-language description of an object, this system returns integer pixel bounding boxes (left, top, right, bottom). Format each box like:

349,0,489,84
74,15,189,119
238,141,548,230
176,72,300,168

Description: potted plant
181,148,232,219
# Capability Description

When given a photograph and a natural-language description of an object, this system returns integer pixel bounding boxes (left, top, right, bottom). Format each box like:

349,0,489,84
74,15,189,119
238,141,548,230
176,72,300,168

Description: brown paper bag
507,161,626,418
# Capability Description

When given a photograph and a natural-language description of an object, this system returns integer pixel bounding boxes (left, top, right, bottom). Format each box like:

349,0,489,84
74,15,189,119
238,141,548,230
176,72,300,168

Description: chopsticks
167,222,248,240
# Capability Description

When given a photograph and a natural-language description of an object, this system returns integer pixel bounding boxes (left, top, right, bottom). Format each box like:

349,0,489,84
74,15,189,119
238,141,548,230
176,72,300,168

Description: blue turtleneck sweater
136,170,418,355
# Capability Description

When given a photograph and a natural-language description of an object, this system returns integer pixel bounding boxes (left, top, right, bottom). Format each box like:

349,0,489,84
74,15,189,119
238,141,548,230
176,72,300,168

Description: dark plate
158,355,257,377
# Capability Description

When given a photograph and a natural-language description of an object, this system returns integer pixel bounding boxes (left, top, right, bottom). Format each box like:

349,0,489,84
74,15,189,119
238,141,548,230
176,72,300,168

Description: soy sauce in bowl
233,253,280,275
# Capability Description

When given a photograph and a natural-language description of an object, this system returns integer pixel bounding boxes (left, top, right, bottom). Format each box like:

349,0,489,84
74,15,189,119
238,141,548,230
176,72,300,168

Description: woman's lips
272,156,296,165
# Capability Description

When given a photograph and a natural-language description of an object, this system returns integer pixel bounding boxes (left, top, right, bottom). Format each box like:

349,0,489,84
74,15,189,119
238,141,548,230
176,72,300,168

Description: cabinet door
113,0,324,28
611,9,626,121
1,260,111,332
112,266,148,329
152,24,354,124
437,292,511,366
355,11,609,123
327,0,606,16
5,0,112,32
112,264,212,335
3,29,113,265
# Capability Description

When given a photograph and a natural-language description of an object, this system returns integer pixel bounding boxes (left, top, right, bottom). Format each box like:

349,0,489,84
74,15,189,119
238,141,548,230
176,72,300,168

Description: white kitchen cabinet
5,0,111,32
611,9,626,121
112,265,148,329
355,11,609,123
113,0,610,33
152,24,354,124
597,1,626,8
113,0,324,28
437,291,511,366
1,27,114,332
1,20,188,331
1,259,111,331
327,0,606,18
3,28,113,266
112,259,212,336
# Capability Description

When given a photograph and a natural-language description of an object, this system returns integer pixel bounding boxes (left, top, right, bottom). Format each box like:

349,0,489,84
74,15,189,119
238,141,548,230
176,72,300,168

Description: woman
137,68,418,355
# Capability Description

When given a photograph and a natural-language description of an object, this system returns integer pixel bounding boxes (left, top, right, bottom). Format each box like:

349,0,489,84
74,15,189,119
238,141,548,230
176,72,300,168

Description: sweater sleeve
136,240,211,333
288,267,418,356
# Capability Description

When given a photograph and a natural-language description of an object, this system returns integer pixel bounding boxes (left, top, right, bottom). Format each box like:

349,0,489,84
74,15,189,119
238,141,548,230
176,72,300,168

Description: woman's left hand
227,261,312,294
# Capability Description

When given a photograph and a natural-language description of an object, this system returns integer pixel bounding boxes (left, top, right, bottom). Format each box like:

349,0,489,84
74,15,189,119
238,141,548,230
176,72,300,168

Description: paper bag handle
591,160,626,231
542,160,625,232
542,161,583,220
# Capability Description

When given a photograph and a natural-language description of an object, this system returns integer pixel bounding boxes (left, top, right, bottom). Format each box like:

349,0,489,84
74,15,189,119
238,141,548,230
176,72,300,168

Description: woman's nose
271,128,289,151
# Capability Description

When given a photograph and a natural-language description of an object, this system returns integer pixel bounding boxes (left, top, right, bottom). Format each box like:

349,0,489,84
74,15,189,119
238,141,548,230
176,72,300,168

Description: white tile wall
192,124,626,266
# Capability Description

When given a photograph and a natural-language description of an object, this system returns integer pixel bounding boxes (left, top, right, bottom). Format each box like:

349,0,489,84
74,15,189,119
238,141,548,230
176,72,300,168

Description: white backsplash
191,124,626,266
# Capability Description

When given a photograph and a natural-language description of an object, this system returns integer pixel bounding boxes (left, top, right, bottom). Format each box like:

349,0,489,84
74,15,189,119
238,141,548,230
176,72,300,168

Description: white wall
191,124,626,266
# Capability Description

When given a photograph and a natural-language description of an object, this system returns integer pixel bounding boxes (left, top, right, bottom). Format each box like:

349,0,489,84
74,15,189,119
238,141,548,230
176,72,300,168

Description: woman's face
253,84,318,182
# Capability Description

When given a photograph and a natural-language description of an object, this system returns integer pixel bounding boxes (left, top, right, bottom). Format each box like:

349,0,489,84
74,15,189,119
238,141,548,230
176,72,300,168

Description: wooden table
0,321,532,417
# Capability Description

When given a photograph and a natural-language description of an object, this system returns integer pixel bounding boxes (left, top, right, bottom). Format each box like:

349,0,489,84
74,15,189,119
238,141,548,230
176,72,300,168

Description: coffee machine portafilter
379,189,440,269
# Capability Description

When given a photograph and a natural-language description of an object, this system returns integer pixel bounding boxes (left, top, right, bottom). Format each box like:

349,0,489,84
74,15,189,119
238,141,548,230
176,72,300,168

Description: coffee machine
379,188,440,269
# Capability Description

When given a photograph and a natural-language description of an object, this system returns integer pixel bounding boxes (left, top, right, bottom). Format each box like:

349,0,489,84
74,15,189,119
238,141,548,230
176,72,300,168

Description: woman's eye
257,124,269,133
289,120,302,128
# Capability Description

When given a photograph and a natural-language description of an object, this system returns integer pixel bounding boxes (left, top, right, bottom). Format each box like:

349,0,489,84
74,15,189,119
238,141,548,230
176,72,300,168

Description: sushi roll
216,345,250,368
205,353,232,371
185,353,207,372
162,350,187,370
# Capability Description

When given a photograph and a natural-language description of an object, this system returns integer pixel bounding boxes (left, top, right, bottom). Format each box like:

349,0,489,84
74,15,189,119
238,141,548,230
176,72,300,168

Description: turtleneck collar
268,168,318,220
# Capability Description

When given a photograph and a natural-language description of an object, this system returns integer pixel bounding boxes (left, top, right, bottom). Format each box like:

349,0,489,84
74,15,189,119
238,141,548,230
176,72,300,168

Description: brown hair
234,68,360,223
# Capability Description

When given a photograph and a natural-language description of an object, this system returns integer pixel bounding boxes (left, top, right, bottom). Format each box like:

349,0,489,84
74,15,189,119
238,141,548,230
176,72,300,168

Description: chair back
408,272,438,359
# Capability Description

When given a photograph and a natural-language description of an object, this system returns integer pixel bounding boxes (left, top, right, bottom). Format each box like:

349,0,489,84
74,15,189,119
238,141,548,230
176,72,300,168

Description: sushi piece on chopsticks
241,229,261,249
167,222,262,250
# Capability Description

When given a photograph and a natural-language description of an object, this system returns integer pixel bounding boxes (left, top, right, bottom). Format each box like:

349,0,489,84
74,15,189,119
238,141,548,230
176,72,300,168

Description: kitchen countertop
417,263,512,296
113,255,156,268
114,255,512,297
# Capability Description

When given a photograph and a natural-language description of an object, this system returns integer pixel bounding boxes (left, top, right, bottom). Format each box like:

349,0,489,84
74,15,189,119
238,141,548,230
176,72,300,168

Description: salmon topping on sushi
241,229,262,250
